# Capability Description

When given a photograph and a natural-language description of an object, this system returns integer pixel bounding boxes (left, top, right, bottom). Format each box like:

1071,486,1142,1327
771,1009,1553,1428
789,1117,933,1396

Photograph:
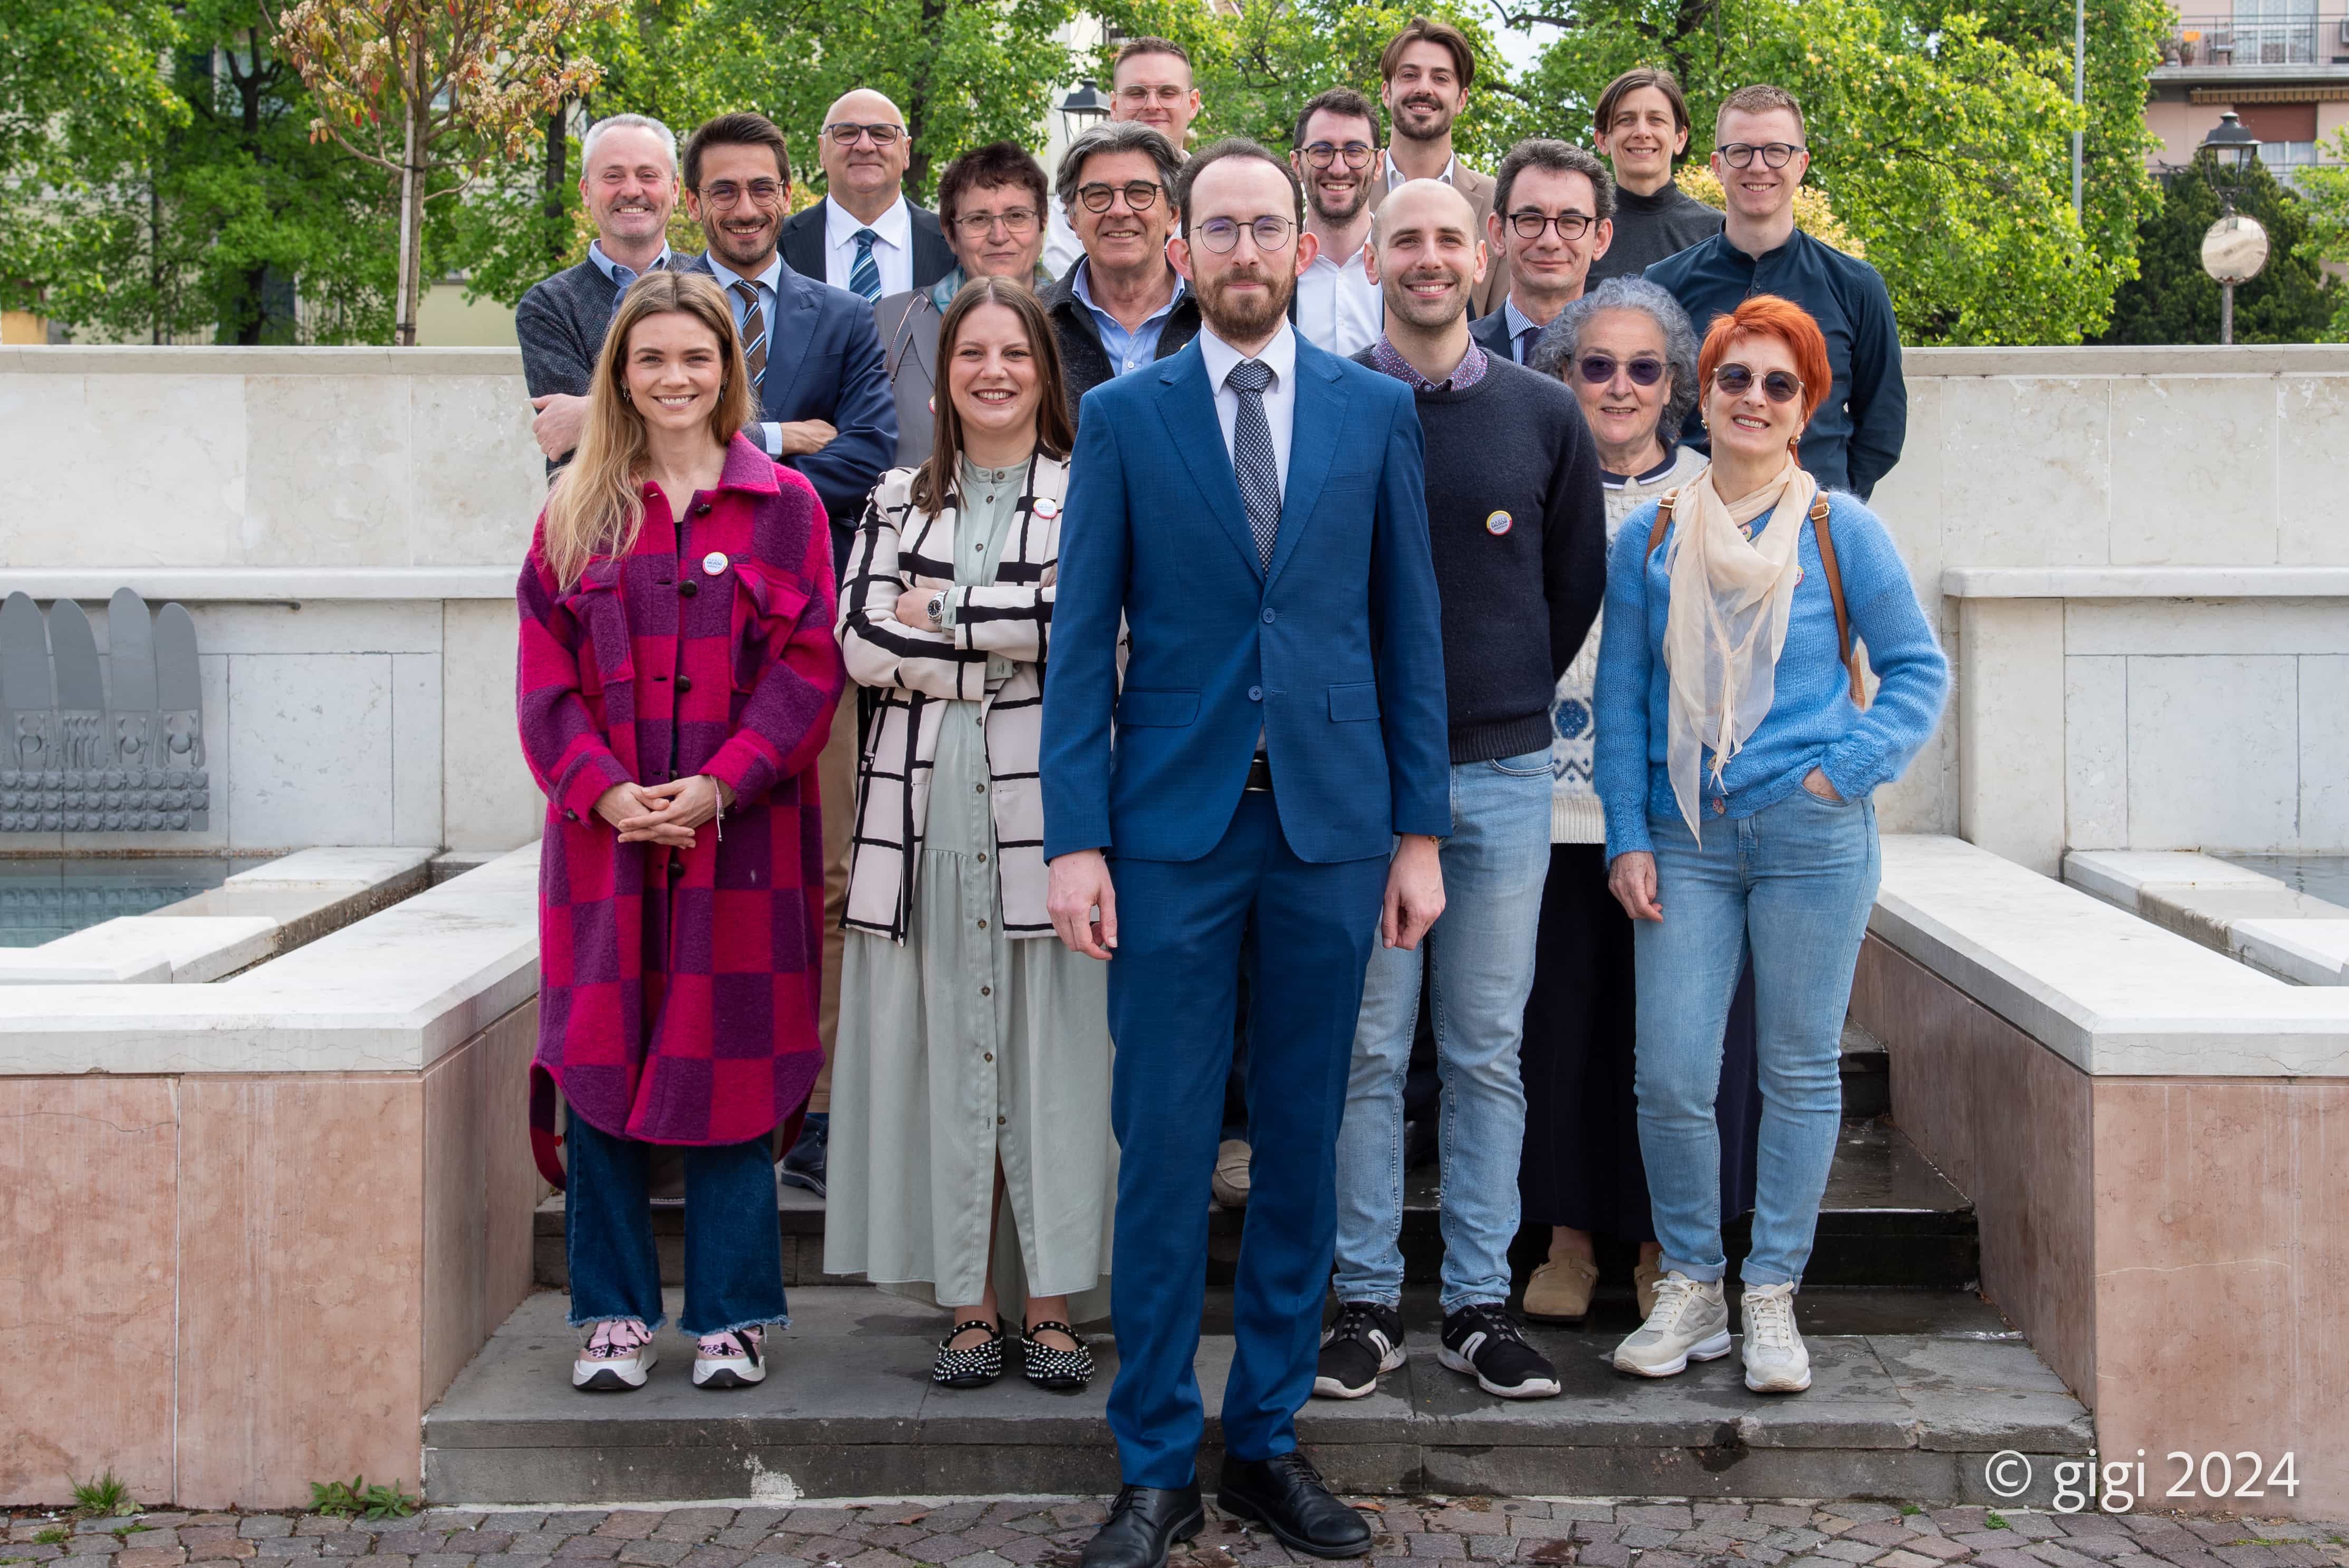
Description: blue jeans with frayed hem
564,1114,788,1336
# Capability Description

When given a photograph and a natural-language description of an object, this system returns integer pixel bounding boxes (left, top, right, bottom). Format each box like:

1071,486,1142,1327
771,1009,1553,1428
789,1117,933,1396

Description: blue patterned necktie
850,228,882,302
1226,358,1280,567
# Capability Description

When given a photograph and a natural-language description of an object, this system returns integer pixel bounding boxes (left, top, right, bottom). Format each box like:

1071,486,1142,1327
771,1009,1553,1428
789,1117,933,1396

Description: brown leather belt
1245,755,1274,794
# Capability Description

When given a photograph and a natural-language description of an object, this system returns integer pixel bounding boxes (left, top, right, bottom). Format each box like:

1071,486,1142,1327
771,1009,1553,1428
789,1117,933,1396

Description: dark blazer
1040,334,1452,865
680,251,898,547
781,197,956,292
1468,305,1520,364
1037,260,1202,428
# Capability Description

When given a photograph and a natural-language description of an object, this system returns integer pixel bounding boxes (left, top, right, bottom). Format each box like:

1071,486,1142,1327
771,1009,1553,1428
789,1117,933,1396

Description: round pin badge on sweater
702,551,728,576
1486,510,1513,536
1034,497,1061,521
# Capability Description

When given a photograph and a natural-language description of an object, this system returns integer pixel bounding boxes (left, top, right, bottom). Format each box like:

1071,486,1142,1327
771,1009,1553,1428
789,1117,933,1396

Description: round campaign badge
1033,496,1061,521
702,551,728,576
1485,509,1513,536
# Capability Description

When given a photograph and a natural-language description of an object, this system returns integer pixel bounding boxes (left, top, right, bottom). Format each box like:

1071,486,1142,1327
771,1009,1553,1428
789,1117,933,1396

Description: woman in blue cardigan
1593,294,1947,1396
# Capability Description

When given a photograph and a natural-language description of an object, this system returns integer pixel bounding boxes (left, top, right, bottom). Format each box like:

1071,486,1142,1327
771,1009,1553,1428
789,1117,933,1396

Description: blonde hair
540,271,751,589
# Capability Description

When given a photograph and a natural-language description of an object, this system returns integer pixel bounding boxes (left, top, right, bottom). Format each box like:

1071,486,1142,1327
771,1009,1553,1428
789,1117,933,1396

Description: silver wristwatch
926,590,947,629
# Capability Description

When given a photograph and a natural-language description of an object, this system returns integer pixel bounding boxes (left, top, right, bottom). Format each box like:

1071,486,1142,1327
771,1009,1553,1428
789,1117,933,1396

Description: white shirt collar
704,248,784,295
1306,233,1373,274
1385,150,1459,191
1197,318,1298,393
826,192,911,253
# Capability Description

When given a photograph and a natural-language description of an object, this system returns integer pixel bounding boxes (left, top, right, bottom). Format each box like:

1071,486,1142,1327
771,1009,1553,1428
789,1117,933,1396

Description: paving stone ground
7,1501,2345,1568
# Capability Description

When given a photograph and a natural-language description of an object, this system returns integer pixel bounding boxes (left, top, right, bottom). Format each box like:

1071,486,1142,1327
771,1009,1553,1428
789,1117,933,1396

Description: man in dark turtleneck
1585,66,1723,286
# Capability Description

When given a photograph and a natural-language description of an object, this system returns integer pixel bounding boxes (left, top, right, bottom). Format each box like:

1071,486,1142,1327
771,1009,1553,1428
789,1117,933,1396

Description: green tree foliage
2293,128,2349,340
2099,150,2340,344
0,0,185,177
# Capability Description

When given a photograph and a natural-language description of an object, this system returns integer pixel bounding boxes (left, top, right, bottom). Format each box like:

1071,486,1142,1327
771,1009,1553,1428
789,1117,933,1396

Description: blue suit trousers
1105,793,1388,1486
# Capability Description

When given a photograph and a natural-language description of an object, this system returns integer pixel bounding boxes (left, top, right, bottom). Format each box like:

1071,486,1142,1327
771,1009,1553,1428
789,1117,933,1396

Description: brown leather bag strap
1809,493,1868,710
1644,490,1677,560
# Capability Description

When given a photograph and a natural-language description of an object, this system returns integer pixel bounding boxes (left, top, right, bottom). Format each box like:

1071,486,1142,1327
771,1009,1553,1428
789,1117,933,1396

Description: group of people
513,25,1947,1567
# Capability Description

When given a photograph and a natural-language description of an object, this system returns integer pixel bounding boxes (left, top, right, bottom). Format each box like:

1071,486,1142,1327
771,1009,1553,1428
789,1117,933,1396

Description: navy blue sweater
1645,227,1906,500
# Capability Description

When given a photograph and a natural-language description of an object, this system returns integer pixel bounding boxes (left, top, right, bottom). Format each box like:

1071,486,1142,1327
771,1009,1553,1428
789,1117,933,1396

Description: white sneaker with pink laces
573,1319,657,1391
692,1325,767,1389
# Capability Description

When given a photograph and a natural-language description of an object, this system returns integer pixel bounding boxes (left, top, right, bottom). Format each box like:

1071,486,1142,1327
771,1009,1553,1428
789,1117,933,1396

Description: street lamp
2198,112,2268,344
1058,82,1110,143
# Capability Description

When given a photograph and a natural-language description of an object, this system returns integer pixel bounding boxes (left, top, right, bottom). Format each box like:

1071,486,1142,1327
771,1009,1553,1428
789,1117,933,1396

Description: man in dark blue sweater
1315,178,1605,1407
1645,83,1904,499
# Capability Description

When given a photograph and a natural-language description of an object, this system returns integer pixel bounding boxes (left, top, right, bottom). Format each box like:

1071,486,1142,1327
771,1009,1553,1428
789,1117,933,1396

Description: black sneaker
1438,1303,1561,1399
1312,1301,1404,1399
780,1111,828,1196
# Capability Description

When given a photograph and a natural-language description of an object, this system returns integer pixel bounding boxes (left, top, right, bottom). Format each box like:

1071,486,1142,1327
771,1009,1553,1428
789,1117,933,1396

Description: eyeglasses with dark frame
1076,180,1163,214
1576,353,1666,387
1300,141,1375,170
1193,215,1295,254
1712,362,1804,404
953,207,1041,237
1508,209,1598,241
699,178,785,207
824,122,905,147
1715,141,1804,169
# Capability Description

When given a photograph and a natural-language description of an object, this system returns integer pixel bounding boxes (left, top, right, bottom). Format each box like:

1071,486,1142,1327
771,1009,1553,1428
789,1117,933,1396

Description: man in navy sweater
1315,178,1605,1406
1645,83,1904,499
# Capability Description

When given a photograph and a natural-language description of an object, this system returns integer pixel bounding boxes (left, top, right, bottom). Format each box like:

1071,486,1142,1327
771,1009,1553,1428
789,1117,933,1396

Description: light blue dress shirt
1071,259,1187,378
704,251,790,458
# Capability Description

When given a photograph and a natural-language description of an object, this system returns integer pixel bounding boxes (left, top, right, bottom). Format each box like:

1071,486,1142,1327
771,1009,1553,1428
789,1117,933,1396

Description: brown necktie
731,278,768,383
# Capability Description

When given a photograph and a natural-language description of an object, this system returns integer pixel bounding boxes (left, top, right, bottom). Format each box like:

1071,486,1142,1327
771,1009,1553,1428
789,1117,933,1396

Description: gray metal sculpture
0,589,209,832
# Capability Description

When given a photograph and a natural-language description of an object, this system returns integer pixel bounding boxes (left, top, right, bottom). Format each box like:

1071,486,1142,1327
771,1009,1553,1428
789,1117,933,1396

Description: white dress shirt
1196,319,1297,496
703,249,791,458
823,193,913,297
1384,150,1460,192
1294,236,1383,358
1041,196,1084,279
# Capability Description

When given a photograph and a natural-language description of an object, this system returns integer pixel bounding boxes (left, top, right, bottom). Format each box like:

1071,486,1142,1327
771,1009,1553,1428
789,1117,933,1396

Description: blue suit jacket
1040,334,1452,865
683,251,898,541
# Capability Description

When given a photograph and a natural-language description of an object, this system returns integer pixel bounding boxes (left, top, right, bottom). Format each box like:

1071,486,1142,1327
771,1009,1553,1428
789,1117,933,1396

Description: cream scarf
1660,454,1818,841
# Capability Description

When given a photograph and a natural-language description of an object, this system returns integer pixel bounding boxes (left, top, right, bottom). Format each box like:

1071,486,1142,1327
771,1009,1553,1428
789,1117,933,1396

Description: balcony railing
2163,13,2349,65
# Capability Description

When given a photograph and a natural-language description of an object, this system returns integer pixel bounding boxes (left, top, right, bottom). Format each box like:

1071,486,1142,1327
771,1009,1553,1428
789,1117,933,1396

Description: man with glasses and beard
1470,140,1615,366
1289,87,1384,356
778,89,954,304
1039,120,1201,424
1368,16,1506,316
1041,139,1449,1568
1643,83,1904,498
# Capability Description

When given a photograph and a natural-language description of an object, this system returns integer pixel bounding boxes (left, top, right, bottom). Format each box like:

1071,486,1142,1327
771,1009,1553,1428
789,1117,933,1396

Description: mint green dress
824,459,1117,1317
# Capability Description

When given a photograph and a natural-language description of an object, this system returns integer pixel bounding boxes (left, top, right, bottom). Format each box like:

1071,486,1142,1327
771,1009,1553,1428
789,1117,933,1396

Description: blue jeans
1633,787,1880,1288
563,1113,788,1336
1334,750,1554,1314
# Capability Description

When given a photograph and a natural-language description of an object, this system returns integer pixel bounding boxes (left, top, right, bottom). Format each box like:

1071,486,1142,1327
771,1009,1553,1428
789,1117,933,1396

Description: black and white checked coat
837,456,1070,943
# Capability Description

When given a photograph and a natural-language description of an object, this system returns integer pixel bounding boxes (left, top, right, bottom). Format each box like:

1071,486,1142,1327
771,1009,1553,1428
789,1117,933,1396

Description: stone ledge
0,567,519,601
2065,850,2349,985
0,345,525,376
1942,566,2349,598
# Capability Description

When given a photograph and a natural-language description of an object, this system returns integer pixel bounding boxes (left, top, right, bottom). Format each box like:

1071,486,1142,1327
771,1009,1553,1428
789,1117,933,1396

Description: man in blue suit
679,111,897,560
1042,139,1451,1568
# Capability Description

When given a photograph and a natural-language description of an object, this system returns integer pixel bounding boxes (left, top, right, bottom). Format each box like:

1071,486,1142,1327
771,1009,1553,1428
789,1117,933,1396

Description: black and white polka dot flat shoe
1020,1321,1094,1392
932,1317,1007,1389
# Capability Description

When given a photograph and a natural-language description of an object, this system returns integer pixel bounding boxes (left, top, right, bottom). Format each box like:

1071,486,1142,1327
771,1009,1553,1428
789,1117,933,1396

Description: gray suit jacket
873,288,941,467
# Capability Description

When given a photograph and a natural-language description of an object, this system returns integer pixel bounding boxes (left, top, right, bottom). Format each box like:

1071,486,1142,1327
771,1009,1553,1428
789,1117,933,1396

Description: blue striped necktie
850,229,882,302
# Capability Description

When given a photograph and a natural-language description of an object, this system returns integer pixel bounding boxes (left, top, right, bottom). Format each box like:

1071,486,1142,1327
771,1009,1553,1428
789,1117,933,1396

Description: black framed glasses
1194,215,1294,253
1077,180,1162,214
954,207,1040,236
824,121,904,146
1577,353,1666,387
1716,141,1804,169
1300,141,1375,170
699,178,785,206
1713,362,1804,403
1508,209,1597,241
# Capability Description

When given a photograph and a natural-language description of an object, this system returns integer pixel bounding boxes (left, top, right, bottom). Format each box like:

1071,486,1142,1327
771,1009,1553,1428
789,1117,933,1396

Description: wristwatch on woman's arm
926,590,948,630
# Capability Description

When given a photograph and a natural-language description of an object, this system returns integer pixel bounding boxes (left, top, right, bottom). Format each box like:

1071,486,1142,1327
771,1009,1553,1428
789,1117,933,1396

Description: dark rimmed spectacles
1194,215,1294,253
1577,353,1665,387
698,178,785,206
1716,141,1804,169
1301,141,1375,169
1713,362,1803,403
1509,209,1598,241
1077,180,1162,213
824,122,904,146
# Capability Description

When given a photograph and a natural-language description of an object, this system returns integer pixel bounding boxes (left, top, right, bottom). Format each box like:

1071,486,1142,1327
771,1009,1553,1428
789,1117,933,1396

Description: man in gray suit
516,113,682,467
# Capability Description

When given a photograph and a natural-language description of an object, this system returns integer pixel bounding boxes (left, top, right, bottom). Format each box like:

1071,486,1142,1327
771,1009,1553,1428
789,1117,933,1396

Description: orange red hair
1695,294,1833,434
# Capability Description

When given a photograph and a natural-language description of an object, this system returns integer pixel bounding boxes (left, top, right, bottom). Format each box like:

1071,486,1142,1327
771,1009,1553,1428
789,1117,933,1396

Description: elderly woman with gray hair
1514,276,1762,1325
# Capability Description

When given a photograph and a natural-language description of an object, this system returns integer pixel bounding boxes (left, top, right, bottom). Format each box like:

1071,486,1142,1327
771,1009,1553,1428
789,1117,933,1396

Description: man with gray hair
1470,139,1614,367
516,112,683,467
1038,120,1200,424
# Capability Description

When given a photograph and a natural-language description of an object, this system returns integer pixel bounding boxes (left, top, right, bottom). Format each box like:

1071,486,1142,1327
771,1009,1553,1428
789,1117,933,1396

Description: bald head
1373,178,1477,255
1366,177,1486,331
820,87,911,222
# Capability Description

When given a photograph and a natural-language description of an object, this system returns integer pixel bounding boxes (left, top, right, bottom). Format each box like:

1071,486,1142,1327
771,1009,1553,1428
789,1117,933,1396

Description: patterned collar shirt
1367,334,1489,393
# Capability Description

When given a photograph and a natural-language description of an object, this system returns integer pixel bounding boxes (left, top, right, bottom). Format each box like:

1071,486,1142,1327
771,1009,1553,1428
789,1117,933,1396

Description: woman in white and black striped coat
824,277,1115,1394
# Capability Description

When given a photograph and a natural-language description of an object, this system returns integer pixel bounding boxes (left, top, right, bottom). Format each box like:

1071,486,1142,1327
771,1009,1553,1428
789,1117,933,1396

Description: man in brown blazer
1367,16,1507,318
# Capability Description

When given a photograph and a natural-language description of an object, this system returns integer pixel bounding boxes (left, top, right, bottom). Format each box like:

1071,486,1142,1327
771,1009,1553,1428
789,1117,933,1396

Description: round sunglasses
1576,352,1666,387
1713,362,1804,403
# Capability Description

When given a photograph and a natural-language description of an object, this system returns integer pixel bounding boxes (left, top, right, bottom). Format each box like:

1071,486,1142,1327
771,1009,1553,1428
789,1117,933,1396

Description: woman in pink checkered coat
515,271,845,1396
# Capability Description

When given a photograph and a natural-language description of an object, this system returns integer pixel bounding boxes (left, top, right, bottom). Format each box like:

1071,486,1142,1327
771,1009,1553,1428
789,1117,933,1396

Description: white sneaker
692,1325,768,1389
1740,1283,1811,1393
572,1319,657,1391
1611,1271,1732,1377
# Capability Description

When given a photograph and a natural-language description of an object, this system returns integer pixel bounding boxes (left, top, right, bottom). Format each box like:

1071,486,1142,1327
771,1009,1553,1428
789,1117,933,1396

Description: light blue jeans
1334,749,1554,1313
1633,786,1880,1288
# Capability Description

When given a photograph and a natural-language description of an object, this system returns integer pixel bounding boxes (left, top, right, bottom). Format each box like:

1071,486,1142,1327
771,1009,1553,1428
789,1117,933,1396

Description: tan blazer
1369,157,1509,318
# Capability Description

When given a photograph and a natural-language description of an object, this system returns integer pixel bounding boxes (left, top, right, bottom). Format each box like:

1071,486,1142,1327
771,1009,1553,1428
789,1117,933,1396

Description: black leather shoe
1080,1481,1204,1568
1217,1451,1372,1558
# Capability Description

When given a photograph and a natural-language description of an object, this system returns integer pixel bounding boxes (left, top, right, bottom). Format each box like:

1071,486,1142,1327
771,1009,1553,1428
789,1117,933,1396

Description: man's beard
1310,178,1368,225
1393,98,1456,142
1198,264,1293,341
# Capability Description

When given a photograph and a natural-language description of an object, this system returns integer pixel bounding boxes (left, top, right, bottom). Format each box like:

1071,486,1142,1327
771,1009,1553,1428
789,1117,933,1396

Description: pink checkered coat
516,436,845,1186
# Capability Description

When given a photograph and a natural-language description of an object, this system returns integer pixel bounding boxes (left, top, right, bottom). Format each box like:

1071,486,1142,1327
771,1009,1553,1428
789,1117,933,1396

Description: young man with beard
1042,36,1203,275
1470,140,1615,366
1289,87,1384,357
1368,17,1506,316
1586,67,1724,286
1315,178,1604,1405
1042,140,1450,1568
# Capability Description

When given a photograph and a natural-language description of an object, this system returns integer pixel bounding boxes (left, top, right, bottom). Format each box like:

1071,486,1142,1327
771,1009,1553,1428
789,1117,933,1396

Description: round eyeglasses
1193,215,1294,253
1301,141,1375,170
1576,353,1666,387
1077,180,1162,214
1715,141,1804,169
1509,210,1598,241
1712,363,1804,403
